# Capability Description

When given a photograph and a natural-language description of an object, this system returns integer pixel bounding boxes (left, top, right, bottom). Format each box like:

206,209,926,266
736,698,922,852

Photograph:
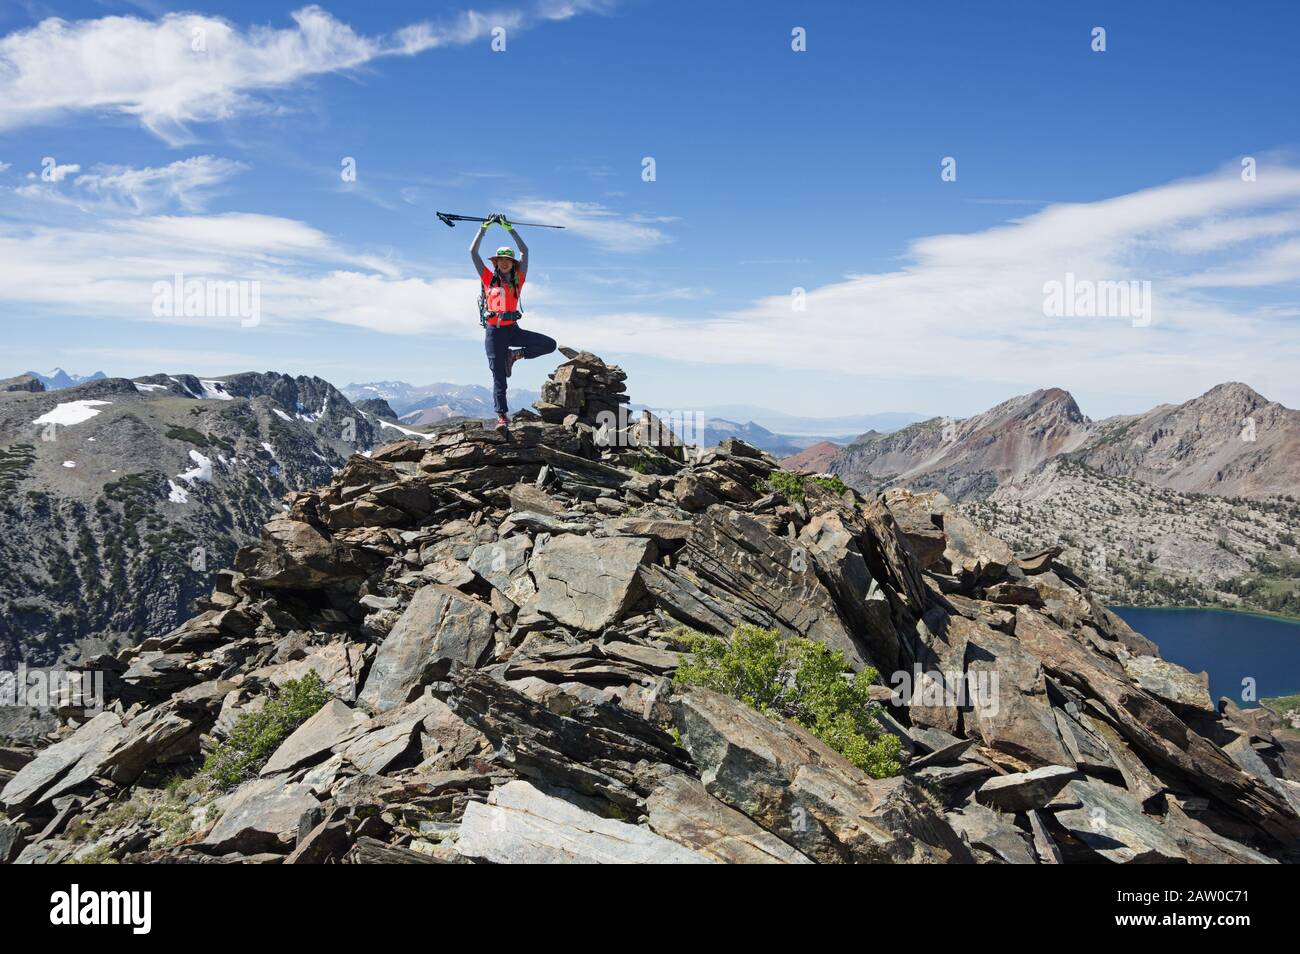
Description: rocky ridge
2,351,1298,865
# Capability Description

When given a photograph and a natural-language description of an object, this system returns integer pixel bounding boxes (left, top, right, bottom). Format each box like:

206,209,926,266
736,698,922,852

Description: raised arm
501,216,528,275
469,215,491,276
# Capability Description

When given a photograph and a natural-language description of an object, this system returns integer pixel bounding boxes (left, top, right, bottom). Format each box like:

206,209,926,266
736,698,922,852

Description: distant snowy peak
344,379,538,419
23,369,107,390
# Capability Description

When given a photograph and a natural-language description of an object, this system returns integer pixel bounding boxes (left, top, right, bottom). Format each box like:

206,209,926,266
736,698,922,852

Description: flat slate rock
527,534,656,632
456,780,711,864
359,584,495,712
202,778,320,854
976,765,1081,812
261,699,368,776
644,773,813,864
672,686,972,864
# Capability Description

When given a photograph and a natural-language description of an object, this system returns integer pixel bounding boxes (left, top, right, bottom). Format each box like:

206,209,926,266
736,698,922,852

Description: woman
470,213,556,427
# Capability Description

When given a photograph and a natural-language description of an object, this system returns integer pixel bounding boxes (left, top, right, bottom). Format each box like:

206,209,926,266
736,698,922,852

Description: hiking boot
495,414,509,429
506,349,524,377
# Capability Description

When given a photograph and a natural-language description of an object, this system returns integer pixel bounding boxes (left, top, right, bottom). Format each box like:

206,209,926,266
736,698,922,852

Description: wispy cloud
0,3,617,144
16,155,247,213
505,198,673,252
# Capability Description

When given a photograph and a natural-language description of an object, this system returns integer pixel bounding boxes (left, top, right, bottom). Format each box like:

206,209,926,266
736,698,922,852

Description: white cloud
0,161,10,173
0,4,616,143
75,156,248,212
505,199,672,252
0,208,477,337
3,161,1298,411
14,155,247,213
533,162,1300,408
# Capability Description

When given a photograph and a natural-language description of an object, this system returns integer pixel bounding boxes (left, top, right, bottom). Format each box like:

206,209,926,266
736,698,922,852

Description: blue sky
1,0,1298,420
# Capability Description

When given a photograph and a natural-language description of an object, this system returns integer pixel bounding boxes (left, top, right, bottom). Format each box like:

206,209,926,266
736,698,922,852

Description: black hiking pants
484,322,557,416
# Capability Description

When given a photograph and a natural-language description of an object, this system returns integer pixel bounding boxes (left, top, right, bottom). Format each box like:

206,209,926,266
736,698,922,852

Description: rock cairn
533,348,629,427
532,348,684,460
1,352,1298,864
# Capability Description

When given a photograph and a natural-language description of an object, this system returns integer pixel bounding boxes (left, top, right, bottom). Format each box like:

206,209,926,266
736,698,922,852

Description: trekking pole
437,211,566,229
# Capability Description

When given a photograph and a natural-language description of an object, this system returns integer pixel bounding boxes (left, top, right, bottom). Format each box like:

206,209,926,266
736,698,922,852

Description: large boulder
202,778,321,854
260,699,368,776
940,510,1015,582
962,623,1073,769
798,511,905,674
1122,654,1214,716
235,515,382,589
671,686,972,863
1,706,198,811
976,765,1081,812
1047,778,1186,863
527,534,656,631
358,585,495,713
467,536,536,606
644,773,813,864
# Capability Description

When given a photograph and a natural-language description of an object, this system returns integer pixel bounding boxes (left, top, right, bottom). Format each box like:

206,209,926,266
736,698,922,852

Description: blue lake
1111,606,1300,707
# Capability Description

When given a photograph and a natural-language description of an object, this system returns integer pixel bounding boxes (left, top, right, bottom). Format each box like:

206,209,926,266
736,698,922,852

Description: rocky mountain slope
811,384,1300,617
824,383,1298,502
781,440,845,474
0,372,401,671
965,460,1300,617
1080,382,1300,499
827,388,1093,500
2,351,1296,865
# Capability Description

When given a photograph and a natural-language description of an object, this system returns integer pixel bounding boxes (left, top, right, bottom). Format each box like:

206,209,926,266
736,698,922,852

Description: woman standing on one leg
471,213,557,428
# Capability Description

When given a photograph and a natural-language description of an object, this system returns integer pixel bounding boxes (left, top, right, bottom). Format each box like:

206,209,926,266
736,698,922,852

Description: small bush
761,470,807,501
202,671,332,790
808,473,849,497
758,470,849,503
673,624,902,778
164,425,210,447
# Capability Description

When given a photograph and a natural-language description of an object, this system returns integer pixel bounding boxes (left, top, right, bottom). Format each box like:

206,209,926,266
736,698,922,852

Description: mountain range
790,382,1300,618
6,362,1297,677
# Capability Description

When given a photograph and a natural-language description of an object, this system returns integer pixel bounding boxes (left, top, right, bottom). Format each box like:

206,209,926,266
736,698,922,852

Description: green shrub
673,624,902,778
808,473,850,497
165,426,210,446
761,469,807,501
758,469,849,503
202,671,332,790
